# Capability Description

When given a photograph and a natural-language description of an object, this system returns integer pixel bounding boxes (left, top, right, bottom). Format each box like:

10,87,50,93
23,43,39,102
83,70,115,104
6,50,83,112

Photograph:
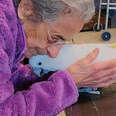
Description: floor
58,28,116,116
73,28,116,44
66,84,116,116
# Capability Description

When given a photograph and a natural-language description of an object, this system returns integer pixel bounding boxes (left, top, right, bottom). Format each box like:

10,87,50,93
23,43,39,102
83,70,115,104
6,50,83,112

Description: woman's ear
63,7,72,15
18,0,33,20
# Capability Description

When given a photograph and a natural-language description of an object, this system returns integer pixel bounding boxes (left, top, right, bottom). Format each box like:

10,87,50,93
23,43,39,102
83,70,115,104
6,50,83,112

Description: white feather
29,44,116,76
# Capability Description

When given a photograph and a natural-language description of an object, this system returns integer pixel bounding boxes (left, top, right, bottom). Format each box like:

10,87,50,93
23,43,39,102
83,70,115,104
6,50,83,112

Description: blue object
79,88,101,95
102,31,111,41
93,23,103,32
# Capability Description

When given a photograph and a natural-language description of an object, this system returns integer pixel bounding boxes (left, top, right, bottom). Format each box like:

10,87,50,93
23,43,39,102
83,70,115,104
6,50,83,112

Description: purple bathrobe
0,0,78,115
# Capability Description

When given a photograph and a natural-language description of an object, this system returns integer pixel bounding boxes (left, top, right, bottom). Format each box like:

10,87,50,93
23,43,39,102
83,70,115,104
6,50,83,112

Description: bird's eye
38,62,42,65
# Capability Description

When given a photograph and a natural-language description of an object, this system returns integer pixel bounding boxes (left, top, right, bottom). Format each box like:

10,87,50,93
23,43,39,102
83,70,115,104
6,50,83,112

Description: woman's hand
67,48,116,88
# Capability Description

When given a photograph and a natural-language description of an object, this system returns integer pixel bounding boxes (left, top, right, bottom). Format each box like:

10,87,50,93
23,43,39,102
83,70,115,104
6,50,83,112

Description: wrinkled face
19,7,84,58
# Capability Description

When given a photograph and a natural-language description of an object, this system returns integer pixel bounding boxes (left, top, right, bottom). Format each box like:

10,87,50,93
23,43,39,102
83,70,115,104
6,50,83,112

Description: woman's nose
47,45,63,58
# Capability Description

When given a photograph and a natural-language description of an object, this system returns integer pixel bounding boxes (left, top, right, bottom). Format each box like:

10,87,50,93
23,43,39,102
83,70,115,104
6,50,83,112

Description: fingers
84,59,116,75
94,80,116,88
78,48,99,65
83,66,116,83
94,67,116,80
81,73,116,88
68,47,116,88
93,74,116,85
81,79,114,88
78,66,116,88
93,59,116,71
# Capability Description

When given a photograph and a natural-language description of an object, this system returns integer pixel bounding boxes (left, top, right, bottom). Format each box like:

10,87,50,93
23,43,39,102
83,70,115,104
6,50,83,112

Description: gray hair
31,0,68,22
63,0,95,23
31,0,95,23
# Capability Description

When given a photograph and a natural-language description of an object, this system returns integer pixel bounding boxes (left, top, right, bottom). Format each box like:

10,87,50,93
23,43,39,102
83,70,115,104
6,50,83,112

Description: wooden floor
73,28,116,44
66,84,116,116
58,28,116,116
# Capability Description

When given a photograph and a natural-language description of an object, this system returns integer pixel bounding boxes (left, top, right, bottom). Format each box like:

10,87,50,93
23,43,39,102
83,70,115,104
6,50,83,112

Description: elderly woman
1,0,116,115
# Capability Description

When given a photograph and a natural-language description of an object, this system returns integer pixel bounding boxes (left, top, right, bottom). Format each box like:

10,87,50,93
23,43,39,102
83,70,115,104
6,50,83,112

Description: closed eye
51,35,65,43
55,35,65,41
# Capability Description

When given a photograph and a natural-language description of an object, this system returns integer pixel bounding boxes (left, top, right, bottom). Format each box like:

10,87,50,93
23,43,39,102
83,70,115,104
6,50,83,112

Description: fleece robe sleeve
0,36,78,116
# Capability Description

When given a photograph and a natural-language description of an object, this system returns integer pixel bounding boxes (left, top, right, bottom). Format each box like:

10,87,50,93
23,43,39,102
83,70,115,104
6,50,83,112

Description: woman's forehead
48,17,83,40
